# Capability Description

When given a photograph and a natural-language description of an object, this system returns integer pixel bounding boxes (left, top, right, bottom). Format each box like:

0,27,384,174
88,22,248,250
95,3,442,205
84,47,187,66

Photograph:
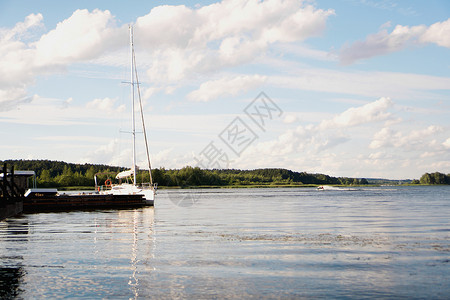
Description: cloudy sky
0,0,449,179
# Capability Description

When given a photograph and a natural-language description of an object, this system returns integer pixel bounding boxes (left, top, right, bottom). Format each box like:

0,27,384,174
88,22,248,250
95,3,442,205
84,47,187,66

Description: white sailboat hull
103,183,155,203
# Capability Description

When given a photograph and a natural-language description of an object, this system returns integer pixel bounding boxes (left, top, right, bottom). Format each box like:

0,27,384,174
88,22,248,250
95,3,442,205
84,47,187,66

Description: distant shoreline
58,183,439,191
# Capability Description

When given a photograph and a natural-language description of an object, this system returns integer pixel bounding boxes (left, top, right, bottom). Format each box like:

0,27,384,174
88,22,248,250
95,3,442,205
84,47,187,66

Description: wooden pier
23,193,153,213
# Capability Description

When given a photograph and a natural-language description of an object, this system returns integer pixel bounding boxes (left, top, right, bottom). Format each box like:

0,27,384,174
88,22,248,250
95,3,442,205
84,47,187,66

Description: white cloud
318,97,393,130
187,74,267,102
0,87,30,111
79,138,130,166
340,18,450,64
34,135,104,142
0,10,123,110
1,12,43,41
135,1,334,48
283,114,298,124
369,125,444,150
151,148,196,169
0,15,42,105
79,140,193,169
420,18,450,48
443,137,450,149
268,69,450,99
0,95,124,126
235,97,394,169
86,97,125,113
274,43,338,61
0,1,335,110
226,97,448,178
142,87,161,101
135,0,334,83
368,151,390,160
135,5,198,49
33,9,121,67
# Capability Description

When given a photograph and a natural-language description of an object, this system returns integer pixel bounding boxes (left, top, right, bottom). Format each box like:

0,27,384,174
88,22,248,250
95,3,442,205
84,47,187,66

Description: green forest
2,159,449,189
2,159,369,188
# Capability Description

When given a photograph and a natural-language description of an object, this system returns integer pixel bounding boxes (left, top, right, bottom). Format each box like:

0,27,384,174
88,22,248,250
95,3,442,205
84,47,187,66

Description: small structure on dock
1,163,34,220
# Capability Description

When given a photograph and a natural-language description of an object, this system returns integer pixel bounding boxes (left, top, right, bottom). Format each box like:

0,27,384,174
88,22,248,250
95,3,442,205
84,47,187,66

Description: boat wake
317,185,359,191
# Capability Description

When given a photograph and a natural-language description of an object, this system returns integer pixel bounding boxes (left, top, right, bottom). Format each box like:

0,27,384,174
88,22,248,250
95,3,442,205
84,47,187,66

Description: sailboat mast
130,25,137,185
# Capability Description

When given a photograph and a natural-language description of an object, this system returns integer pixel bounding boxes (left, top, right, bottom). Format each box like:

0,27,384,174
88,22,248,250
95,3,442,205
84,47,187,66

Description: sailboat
98,25,156,204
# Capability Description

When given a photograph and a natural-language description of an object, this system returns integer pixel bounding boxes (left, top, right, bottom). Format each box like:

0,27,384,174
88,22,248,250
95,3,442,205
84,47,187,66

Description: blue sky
0,0,449,179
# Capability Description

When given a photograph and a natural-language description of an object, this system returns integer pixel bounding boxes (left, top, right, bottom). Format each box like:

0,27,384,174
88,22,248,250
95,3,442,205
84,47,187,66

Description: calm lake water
1,186,449,299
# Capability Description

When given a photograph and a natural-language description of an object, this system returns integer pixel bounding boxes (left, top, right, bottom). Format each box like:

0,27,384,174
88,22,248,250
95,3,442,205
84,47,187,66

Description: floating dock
23,193,153,213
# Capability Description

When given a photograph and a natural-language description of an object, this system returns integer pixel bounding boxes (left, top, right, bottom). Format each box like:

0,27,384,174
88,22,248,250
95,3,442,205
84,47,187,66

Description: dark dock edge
1,163,25,220
23,193,154,213
0,200,24,220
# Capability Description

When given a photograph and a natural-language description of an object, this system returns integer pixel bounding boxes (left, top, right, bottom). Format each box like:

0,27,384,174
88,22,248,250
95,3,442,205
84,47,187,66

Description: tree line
2,159,372,188
151,167,369,187
2,159,122,188
412,172,450,185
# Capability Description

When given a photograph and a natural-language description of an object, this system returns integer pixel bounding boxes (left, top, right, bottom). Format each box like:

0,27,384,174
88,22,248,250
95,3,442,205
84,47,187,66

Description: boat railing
138,182,158,190
97,184,112,192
